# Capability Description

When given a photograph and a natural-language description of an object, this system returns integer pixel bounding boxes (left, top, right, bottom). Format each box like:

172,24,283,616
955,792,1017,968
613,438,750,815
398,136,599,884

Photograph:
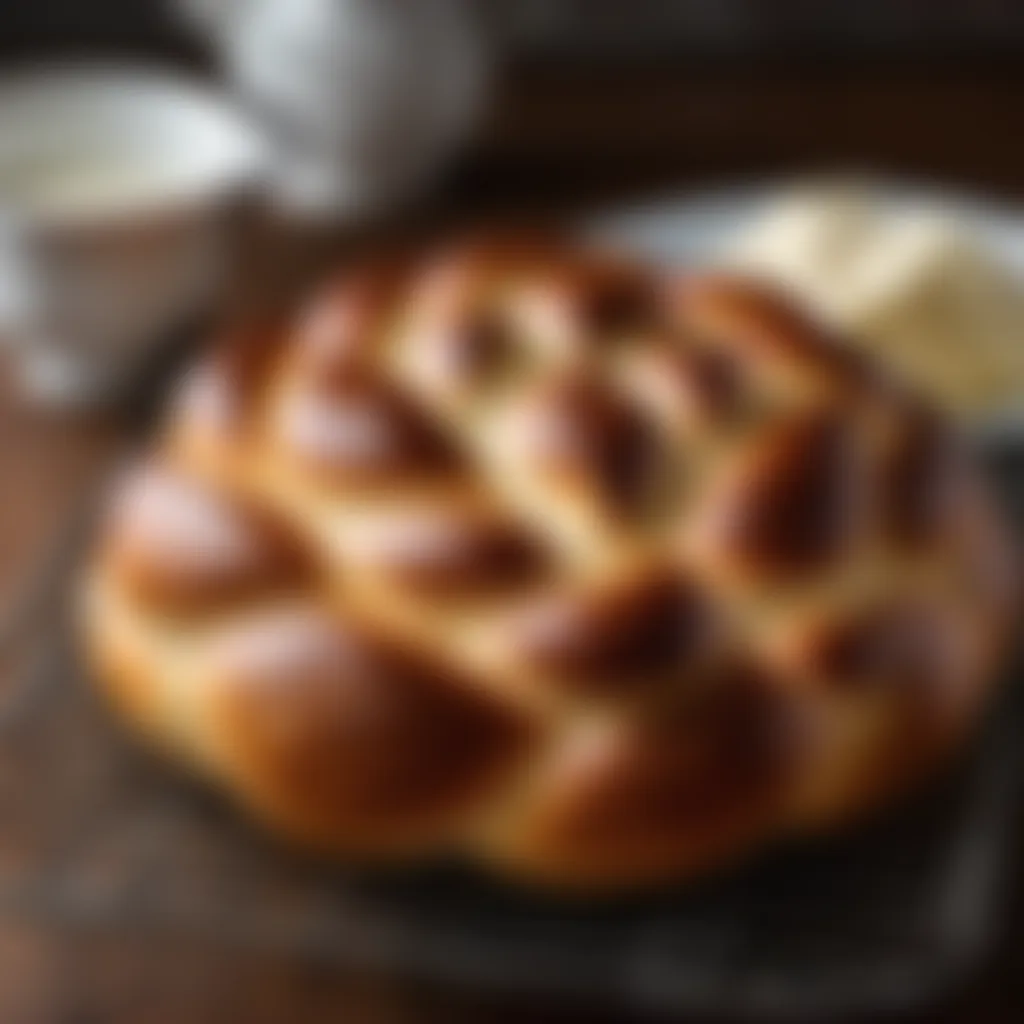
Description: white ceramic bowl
0,63,267,406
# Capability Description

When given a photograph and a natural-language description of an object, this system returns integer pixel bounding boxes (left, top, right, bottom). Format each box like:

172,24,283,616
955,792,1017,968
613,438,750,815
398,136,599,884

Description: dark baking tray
0,445,1020,1020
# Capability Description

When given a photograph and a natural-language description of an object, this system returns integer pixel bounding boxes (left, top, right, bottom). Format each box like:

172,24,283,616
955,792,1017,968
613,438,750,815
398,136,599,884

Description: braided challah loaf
80,233,1018,889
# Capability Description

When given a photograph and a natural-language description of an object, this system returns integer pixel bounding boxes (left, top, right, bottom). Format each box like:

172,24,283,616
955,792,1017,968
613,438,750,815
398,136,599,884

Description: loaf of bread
80,233,1017,890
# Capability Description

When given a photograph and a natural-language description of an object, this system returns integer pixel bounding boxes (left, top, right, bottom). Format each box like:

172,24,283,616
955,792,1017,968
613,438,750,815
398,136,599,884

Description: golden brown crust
476,659,816,888
691,410,867,585
504,569,719,697
99,461,314,615
79,233,1018,891
270,369,465,489
203,606,536,854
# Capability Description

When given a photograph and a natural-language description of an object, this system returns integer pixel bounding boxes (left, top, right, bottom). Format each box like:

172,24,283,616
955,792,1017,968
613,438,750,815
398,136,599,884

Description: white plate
584,178,1024,443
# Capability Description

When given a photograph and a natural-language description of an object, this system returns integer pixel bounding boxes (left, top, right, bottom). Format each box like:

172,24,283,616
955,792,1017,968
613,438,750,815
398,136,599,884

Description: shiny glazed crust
80,233,1018,890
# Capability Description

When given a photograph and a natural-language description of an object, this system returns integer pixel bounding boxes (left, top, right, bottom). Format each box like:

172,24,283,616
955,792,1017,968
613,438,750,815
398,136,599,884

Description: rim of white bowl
0,61,269,229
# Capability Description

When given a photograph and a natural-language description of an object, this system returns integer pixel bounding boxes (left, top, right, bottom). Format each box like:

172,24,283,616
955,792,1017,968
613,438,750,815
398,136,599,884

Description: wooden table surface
0,62,1022,1023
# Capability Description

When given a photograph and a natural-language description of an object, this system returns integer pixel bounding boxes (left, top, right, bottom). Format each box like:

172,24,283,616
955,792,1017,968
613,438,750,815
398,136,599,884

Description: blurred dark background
5,0,1024,61
1,0,1022,207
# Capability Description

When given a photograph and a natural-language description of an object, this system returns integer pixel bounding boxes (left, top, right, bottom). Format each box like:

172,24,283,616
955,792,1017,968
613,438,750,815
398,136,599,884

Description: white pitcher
180,0,488,218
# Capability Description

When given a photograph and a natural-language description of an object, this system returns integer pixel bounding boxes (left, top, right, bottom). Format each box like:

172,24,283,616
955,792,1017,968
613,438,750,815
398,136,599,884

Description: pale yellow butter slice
726,185,1024,418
